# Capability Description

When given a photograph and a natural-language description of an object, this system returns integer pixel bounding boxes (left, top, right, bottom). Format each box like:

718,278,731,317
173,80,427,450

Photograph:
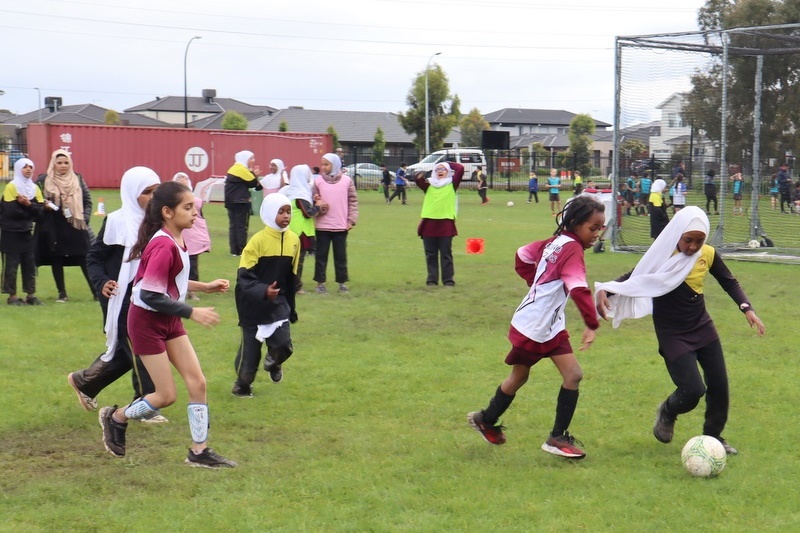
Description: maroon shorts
128,304,187,356
504,328,573,367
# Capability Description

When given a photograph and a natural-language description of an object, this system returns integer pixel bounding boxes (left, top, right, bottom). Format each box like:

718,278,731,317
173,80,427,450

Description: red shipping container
27,123,332,189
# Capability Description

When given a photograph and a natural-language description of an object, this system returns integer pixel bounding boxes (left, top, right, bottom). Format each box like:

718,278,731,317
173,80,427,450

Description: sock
483,385,515,425
188,403,209,444
123,398,158,420
552,387,579,436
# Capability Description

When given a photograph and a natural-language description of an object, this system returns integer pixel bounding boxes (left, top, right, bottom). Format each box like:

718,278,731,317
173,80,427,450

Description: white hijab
594,206,710,328
100,166,160,362
235,150,254,167
280,164,314,204
12,158,37,199
428,162,454,188
322,153,342,177
260,158,287,190
260,193,291,232
651,179,667,194
172,172,192,191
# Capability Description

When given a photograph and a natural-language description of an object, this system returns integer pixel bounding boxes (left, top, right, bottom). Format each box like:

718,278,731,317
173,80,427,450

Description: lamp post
184,36,202,128
34,87,42,122
424,52,441,156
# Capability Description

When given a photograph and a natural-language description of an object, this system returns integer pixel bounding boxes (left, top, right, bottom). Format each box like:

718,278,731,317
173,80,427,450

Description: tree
372,127,386,166
530,142,550,171
398,64,461,154
327,126,339,151
459,108,489,147
568,114,596,178
687,1,800,165
279,121,288,132
104,109,121,125
221,110,247,130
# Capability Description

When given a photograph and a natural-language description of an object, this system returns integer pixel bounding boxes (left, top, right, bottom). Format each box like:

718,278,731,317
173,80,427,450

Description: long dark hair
128,181,190,260
554,196,604,236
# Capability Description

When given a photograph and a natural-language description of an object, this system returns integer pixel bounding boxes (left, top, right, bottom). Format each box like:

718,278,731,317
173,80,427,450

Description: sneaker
187,292,200,301
140,411,169,424
55,293,68,303
653,401,676,443
231,382,253,398
25,296,43,305
7,297,26,306
338,284,349,293
467,411,506,445
185,448,237,468
716,437,738,455
315,285,328,294
541,431,586,459
269,365,283,384
68,372,98,411
296,289,307,295
99,406,127,458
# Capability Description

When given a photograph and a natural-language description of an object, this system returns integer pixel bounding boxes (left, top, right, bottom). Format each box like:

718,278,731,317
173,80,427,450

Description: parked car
629,158,666,175
406,149,487,179
343,163,395,188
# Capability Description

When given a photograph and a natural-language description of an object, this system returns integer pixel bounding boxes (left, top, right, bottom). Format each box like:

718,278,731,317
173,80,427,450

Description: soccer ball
507,201,514,207
747,239,761,249
681,436,727,477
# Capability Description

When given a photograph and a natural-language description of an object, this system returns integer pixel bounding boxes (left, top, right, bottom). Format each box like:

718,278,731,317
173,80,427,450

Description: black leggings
661,339,729,437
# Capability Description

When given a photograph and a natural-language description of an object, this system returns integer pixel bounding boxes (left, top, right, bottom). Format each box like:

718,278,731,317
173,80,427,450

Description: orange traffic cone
94,197,106,216
466,238,485,254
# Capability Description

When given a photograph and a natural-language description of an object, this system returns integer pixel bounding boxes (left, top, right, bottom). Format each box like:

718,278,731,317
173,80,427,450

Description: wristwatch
739,303,751,313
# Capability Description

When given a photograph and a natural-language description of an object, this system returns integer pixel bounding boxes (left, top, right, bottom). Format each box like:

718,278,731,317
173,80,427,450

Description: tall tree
221,110,247,130
327,126,339,152
568,114,596,178
398,64,461,154
104,109,121,125
459,108,490,148
372,127,386,165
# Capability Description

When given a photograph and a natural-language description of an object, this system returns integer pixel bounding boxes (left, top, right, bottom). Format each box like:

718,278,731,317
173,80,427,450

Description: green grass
1,187,797,532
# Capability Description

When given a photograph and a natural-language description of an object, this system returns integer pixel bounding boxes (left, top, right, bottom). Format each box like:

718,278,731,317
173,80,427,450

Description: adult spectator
36,149,96,302
777,163,793,213
704,169,718,215
224,150,261,256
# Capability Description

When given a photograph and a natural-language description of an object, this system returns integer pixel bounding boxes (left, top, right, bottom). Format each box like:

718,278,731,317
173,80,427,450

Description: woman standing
36,149,96,302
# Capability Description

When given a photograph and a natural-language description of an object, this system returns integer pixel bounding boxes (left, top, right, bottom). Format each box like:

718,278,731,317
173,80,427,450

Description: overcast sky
3,0,707,125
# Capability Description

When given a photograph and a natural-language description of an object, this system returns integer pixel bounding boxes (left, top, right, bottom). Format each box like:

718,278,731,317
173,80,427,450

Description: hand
205,279,229,293
16,195,31,207
102,280,118,298
190,307,221,327
266,281,280,300
251,165,261,177
595,290,611,320
579,327,596,351
745,310,766,336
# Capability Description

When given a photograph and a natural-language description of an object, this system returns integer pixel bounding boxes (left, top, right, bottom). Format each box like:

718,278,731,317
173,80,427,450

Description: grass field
1,186,797,532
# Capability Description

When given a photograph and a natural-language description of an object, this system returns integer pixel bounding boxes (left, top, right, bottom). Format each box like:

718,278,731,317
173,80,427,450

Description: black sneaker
7,297,26,306
25,296,43,305
269,365,283,384
99,405,127,457
185,448,238,468
653,401,676,443
231,382,253,398
716,437,739,455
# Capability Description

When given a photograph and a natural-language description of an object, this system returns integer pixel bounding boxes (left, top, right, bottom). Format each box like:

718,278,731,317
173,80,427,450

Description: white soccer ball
507,201,514,207
681,435,727,478
747,239,761,249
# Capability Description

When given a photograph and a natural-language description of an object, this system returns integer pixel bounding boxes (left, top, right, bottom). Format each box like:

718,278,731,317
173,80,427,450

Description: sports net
613,25,800,263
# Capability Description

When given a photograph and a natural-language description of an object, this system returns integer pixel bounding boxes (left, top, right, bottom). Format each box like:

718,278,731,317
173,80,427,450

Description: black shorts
549,193,560,202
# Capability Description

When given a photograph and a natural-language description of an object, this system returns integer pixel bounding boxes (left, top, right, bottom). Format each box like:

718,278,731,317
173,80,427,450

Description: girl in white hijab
595,206,765,455
260,158,288,196
647,178,670,239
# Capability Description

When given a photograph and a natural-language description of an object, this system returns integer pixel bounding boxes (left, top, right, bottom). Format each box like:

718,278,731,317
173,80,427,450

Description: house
123,89,277,126
649,93,715,164
484,108,611,136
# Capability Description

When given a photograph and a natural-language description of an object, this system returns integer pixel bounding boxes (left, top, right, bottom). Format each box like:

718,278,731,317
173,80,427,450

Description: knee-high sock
552,387,579,436
188,403,209,444
483,385,515,425
124,398,158,420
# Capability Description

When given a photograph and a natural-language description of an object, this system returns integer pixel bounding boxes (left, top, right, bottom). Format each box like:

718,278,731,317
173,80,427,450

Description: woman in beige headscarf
36,149,96,302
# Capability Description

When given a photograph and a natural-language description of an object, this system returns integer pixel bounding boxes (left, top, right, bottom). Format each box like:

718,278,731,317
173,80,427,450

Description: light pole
34,87,42,122
424,52,441,156
184,36,202,128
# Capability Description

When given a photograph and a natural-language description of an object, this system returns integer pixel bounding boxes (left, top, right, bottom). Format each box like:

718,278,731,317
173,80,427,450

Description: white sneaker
140,411,169,424
67,373,98,411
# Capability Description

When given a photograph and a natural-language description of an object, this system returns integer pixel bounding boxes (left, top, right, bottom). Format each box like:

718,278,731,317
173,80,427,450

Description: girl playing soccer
595,206,765,455
467,196,606,459
98,181,236,468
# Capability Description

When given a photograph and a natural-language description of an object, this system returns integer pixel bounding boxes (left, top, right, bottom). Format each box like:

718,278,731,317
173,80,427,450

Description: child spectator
231,193,300,397
260,159,288,196
311,153,358,294
672,174,687,212
467,196,606,459
547,168,561,216
527,174,539,204
173,173,211,300
388,163,409,205
473,165,489,204
224,150,261,256
648,179,670,239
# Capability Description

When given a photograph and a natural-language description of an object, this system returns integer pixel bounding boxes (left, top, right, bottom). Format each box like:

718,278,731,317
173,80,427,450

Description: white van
406,149,487,180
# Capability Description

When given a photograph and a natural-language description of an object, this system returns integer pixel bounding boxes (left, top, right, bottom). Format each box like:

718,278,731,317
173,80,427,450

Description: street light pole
184,36,202,128
424,52,441,156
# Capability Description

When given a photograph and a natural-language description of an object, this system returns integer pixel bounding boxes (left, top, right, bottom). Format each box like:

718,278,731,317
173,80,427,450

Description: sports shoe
185,448,238,468
7,297,26,306
653,401,676,443
55,293,69,303
231,382,253,398
99,406,127,458
140,411,169,424
541,431,586,459
716,437,738,455
269,365,283,384
338,284,349,293
68,372,98,411
467,411,506,445
315,284,328,294
25,296,43,305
